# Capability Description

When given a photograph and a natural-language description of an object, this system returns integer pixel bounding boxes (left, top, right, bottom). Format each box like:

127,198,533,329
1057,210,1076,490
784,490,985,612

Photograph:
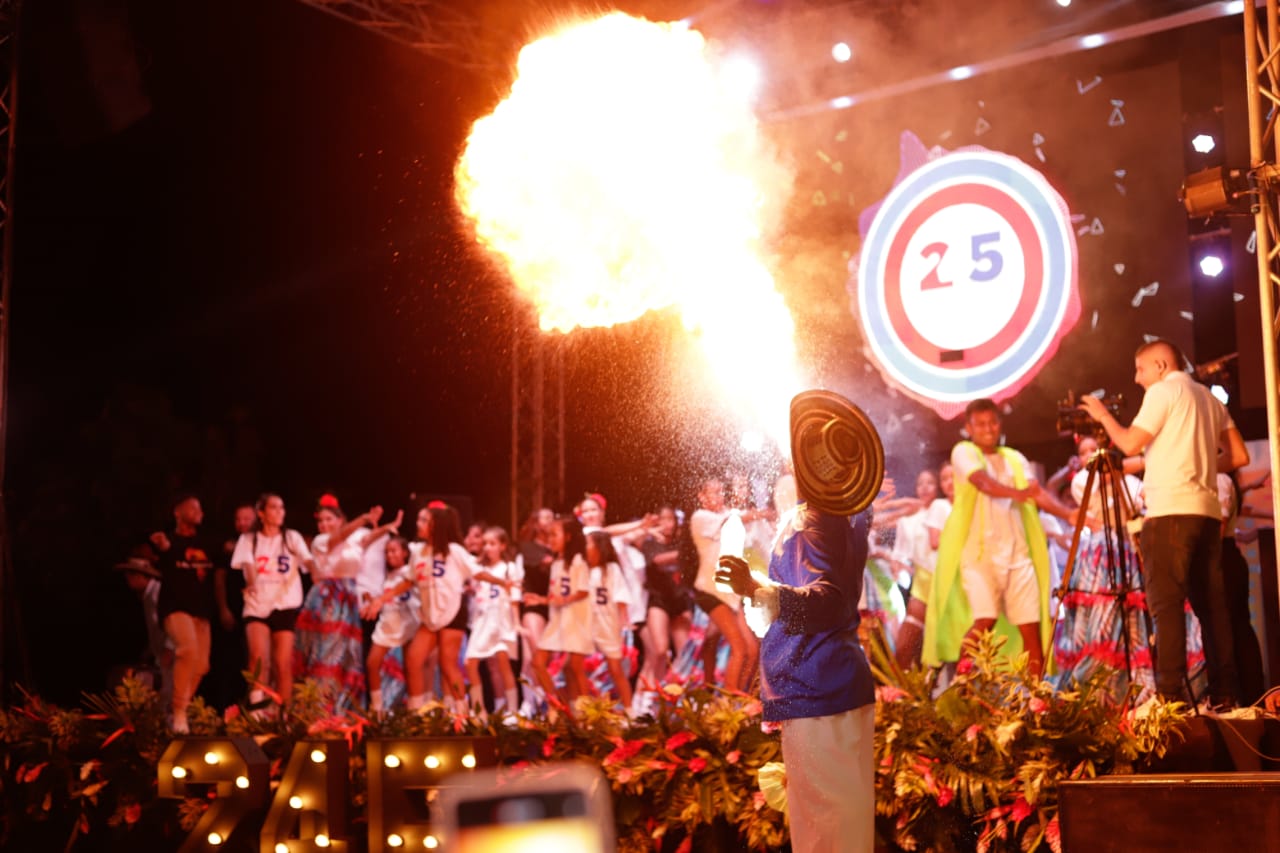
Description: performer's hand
1078,395,1107,421
716,555,759,598
219,606,236,632
367,505,384,525
149,531,171,552
388,509,404,533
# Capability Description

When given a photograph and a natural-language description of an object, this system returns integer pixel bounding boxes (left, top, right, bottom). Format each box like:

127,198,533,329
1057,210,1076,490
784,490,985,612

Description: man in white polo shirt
1081,338,1249,706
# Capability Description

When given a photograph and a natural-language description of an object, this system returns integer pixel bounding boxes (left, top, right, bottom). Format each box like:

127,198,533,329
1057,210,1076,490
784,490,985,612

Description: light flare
456,13,799,444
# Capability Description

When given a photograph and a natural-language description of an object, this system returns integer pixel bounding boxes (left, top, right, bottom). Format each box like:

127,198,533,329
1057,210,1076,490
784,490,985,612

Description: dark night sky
8,0,1256,699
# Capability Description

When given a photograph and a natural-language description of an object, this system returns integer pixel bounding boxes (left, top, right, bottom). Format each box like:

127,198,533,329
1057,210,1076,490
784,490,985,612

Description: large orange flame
455,12,799,445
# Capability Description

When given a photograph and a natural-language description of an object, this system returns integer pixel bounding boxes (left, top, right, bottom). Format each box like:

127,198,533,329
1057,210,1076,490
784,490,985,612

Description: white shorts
961,555,1040,625
591,618,623,659
780,705,875,853
538,607,593,656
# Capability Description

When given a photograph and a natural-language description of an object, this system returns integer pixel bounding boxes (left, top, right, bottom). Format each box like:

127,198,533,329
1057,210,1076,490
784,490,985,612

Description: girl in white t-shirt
533,518,592,711
464,527,523,715
379,505,475,713
361,536,417,714
229,493,316,710
585,530,634,710
890,468,944,669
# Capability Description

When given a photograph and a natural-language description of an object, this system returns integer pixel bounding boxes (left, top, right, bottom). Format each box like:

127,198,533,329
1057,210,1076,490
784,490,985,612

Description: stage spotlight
1080,33,1106,49
1056,0,1071,6
1199,255,1225,277
832,42,852,63
1192,134,1216,154
1180,166,1251,217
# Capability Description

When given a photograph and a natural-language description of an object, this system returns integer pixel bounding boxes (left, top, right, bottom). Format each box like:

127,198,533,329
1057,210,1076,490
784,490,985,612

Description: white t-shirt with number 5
232,529,313,619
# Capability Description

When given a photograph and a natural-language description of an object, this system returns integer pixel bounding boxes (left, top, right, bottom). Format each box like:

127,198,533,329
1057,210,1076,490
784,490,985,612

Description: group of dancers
121,419,1266,732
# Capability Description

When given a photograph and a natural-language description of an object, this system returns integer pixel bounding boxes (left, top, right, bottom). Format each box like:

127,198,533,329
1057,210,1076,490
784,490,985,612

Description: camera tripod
1050,442,1155,704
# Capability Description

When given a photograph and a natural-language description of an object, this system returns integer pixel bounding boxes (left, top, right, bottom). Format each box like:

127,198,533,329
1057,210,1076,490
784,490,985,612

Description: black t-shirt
156,531,219,620
518,540,554,597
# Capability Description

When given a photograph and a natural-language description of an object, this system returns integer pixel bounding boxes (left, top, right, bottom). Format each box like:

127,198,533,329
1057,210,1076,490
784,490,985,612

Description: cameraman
1080,338,1249,708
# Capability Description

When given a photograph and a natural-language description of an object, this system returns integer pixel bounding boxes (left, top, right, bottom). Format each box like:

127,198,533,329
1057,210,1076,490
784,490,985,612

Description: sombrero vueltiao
790,389,884,516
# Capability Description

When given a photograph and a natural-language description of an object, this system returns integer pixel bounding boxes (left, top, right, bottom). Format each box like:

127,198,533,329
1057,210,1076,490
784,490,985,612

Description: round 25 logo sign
854,141,1080,419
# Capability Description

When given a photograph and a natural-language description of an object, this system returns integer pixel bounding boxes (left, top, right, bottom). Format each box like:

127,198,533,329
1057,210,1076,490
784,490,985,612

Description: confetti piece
1077,218,1104,236
975,117,991,136
1247,230,1257,254
1036,148,1046,163
1090,388,1106,398
1001,403,1013,415
978,100,986,108
835,130,848,142
812,191,827,206
816,150,832,164
1142,333,1160,343
831,161,844,174
1180,311,1194,321
902,413,915,421
1092,310,1099,329
886,413,902,432
939,130,953,141
1077,76,1102,94
1234,292,1245,302
1109,100,1125,126
1131,282,1160,307
1114,263,1125,274
1070,213,1086,223
1115,183,1126,195
1115,169,1127,178
1032,132,1045,145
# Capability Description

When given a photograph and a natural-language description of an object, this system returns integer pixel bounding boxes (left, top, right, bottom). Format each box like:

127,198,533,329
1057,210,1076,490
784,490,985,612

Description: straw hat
790,389,884,516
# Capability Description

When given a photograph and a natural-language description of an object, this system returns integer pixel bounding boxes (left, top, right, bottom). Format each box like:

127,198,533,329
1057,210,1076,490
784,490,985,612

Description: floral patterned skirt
1051,531,1205,701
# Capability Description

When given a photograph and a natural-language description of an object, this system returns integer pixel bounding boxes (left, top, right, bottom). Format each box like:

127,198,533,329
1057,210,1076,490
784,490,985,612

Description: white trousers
780,704,876,853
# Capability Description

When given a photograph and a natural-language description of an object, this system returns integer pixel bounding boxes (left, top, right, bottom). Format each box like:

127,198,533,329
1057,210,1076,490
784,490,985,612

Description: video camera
1055,390,1124,443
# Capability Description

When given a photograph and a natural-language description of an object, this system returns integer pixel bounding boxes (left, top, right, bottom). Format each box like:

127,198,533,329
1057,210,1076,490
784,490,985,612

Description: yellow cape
921,443,1052,667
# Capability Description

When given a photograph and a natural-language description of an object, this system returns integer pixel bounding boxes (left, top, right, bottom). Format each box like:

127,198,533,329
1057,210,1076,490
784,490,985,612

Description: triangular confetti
1234,292,1246,302
1115,169,1127,178
1247,230,1258,254
812,191,827,206
1032,132,1045,145
1090,218,1104,234
1114,263,1125,274
975,117,991,136
1109,106,1125,126
1077,76,1102,94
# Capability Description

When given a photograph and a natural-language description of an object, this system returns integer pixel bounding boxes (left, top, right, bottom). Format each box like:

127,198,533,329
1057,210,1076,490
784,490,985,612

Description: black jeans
1140,515,1237,703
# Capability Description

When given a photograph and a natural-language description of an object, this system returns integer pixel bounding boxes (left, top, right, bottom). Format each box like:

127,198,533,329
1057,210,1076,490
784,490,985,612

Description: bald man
1081,338,1249,707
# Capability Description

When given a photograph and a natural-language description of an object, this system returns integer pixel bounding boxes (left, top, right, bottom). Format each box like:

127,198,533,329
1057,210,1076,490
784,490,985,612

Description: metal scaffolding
509,308,565,534
292,0,499,70
1243,0,1280,676
0,0,21,692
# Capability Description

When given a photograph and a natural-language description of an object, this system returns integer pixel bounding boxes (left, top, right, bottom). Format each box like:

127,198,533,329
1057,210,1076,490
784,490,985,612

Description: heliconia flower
542,735,557,758
603,739,647,766
615,767,634,784
688,757,708,773
662,683,685,698
223,704,241,723
1010,795,1033,824
965,724,983,742
665,731,696,751
124,803,141,825
725,750,742,764
936,784,954,807
957,658,975,674
876,685,909,703
1028,696,1048,714
761,719,781,734
674,836,693,853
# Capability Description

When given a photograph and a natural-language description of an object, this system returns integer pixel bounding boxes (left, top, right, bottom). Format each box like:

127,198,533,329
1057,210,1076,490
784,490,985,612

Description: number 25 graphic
920,232,1003,290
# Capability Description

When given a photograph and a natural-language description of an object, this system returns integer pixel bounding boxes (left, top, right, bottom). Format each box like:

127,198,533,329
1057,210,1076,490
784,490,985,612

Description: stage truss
509,311,565,533
1243,0,1280,642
